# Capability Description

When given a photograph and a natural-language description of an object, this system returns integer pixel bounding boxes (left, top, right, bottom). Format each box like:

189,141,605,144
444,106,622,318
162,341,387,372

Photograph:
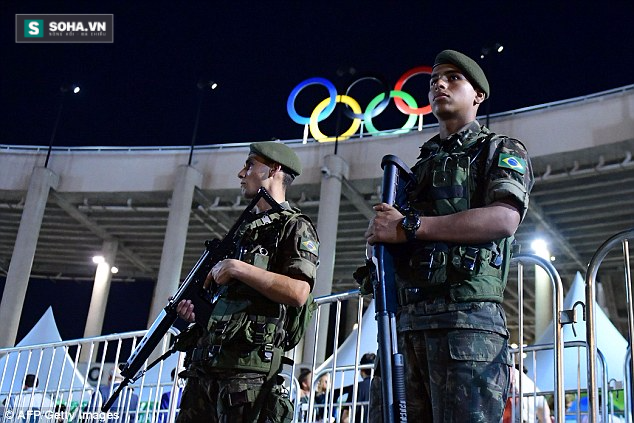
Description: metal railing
305,290,369,423
1,253,574,423
0,329,183,423
585,228,634,423
511,253,566,422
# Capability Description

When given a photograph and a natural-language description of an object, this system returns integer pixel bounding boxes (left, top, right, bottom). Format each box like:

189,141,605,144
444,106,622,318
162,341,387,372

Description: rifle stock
370,154,415,423
102,187,282,412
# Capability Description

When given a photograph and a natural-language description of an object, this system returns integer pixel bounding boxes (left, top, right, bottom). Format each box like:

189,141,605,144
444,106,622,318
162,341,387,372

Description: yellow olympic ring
309,95,362,142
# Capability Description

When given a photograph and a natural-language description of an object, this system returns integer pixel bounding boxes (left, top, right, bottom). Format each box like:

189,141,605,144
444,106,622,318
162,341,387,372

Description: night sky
2,1,634,341
2,2,633,148
0,276,155,343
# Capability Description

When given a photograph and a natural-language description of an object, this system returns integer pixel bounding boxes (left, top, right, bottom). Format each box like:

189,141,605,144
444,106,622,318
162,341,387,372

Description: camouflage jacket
191,202,320,373
395,121,534,333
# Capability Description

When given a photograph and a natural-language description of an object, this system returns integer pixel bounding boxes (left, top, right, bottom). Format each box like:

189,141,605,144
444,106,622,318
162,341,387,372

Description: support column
302,154,348,364
148,165,202,325
83,240,119,338
0,167,59,347
81,240,118,362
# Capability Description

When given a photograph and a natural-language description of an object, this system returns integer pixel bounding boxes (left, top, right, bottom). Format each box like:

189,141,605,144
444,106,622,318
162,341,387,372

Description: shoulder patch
498,153,526,175
299,237,319,255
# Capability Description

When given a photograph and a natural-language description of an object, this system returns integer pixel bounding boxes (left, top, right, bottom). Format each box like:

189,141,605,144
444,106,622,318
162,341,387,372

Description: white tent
0,307,89,398
316,300,378,387
525,272,628,392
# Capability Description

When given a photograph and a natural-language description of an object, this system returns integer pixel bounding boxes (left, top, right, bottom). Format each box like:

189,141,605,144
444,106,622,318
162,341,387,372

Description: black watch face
403,215,419,231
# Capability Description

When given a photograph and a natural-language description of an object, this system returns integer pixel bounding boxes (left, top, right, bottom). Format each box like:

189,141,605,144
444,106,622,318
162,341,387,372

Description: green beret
249,141,302,176
434,49,490,99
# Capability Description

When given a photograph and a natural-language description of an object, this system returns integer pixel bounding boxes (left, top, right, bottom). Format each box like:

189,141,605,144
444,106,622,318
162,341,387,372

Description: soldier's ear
474,90,485,105
270,164,283,176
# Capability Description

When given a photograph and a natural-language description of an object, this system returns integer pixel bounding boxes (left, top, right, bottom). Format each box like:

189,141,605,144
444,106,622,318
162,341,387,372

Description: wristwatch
400,208,421,241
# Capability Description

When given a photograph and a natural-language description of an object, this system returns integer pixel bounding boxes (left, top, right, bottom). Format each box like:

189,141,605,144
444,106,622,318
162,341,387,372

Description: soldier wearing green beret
176,141,320,422
363,50,534,422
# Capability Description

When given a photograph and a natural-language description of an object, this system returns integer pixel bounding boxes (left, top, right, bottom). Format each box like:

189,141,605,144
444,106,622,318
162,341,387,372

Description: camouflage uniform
177,202,319,423
369,121,534,423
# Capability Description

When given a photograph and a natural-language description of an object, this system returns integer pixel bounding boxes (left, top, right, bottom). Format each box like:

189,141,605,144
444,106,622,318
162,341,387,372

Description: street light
188,79,218,165
479,43,503,128
45,83,81,167
480,42,503,59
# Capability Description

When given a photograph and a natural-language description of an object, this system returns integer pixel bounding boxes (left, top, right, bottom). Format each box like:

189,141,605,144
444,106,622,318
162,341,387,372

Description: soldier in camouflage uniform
176,141,320,423
364,50,534,422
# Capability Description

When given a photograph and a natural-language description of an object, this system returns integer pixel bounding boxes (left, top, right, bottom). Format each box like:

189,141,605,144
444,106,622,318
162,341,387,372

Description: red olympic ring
394,65,433,115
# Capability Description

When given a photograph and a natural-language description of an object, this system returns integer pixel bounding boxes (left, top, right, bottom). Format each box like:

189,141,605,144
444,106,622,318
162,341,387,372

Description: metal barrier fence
512,254,565,422
299,254,568,423
0,329,183,423
585,228,634,423
0,252,578,423
509,341,613,423
303,290,369,423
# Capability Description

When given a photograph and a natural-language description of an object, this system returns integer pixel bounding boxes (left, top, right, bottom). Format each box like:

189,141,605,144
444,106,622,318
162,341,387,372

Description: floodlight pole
188,80,217,166
45,90,67,168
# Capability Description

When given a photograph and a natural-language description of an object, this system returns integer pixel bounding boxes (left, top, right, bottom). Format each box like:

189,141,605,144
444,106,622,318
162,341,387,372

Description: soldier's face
428,64,483,119
238,154,271,198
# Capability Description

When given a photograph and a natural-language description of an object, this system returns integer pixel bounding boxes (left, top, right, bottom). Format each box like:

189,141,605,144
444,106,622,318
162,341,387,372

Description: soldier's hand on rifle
205,259,243,287
365,203,407,245
176,299,195,323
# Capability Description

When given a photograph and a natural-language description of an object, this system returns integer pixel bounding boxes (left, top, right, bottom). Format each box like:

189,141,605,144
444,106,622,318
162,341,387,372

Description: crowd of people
295,352,376,423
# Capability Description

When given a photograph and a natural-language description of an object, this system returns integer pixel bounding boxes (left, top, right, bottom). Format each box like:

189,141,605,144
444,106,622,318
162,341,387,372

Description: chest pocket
239,221,283,271
430,154,471,215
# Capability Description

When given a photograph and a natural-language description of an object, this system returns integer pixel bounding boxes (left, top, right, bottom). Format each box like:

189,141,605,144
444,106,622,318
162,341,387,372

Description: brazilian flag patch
299,237,319,256
498,153,527,175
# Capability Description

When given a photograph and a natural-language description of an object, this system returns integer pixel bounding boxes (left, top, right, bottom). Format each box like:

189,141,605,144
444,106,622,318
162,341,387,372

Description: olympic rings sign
286,66,433,142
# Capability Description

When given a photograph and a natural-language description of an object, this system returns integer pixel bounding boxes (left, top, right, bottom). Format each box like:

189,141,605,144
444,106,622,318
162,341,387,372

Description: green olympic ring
363,90,418,136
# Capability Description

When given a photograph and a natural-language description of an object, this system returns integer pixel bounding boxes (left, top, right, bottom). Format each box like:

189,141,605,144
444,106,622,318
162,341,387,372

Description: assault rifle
368,155,416,423
102,187,282,412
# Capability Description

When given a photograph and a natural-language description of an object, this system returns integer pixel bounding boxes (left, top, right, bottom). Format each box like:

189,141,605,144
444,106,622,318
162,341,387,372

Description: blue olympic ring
286,77,337,125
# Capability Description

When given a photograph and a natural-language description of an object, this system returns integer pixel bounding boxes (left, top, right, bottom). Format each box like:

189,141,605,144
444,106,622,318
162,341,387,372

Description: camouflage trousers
176,372,293,423
369,329,511,423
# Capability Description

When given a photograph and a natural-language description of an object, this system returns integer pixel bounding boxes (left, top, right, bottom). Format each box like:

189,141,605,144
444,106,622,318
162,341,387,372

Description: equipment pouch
450,245,482,277
408,243,448,286
174,324,203,352
449,243,503,278
261,385,293,423
207,312,249,345
284,294,316,351
244,315,277,347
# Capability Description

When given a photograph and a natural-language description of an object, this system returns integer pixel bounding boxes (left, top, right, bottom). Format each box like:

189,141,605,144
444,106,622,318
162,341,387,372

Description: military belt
190,345,222,363
398,288,451,306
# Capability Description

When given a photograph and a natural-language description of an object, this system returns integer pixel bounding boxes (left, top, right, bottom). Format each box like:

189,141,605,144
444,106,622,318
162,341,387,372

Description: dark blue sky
2,2,633,148
0,276,155,343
